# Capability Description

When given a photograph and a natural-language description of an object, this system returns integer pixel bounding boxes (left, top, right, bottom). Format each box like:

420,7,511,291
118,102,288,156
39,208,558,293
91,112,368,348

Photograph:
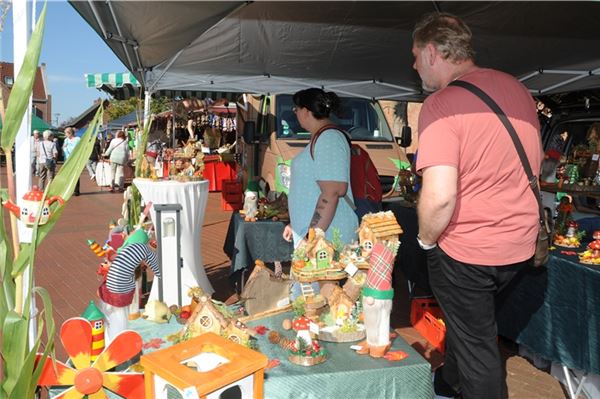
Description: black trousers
426,246,530,399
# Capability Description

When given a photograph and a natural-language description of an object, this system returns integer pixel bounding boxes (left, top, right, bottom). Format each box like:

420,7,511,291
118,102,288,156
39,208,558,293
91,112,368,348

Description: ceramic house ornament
181,295,253,345
357,211,403,258
2,185,64,226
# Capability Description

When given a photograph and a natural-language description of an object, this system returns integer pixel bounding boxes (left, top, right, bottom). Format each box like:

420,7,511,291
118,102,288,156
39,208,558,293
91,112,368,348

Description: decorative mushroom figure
593,230,600,241
292,316,312,347
589,240,600,258
566,220,579,238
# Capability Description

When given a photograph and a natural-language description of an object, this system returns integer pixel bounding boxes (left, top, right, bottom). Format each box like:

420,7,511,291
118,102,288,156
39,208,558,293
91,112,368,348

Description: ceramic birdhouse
357,211,403,258
3,186,64,226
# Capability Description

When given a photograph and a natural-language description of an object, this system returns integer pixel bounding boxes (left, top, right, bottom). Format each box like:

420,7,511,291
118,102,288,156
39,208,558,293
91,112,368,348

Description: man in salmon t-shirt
412,13,542,399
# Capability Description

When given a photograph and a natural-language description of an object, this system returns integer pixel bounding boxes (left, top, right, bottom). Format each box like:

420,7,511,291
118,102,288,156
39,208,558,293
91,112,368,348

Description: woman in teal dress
283,88,358,248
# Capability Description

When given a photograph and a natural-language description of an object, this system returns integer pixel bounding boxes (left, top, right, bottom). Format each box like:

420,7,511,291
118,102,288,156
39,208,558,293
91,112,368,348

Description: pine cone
268,331,295,351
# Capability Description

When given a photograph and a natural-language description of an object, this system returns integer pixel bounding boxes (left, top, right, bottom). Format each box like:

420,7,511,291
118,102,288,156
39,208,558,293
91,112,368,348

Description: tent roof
70,1,600,100
0,113,52,133
106,110,141,129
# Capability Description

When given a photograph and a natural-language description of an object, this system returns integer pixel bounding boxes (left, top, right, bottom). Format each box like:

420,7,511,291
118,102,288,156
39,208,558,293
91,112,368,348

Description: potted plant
0,3,103,397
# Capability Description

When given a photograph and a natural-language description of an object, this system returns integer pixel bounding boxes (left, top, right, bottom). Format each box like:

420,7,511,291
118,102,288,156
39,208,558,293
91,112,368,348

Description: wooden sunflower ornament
35,317,144,398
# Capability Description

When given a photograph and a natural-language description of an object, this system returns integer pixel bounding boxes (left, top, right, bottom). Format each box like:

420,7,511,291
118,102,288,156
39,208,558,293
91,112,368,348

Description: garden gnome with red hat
357,241,399,358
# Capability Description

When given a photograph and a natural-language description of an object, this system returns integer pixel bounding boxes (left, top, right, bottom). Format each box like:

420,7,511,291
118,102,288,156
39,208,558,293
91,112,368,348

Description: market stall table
51,312,433,399
134,178,214,304
497,249,600,398
223,212,294,275
249,311,433,398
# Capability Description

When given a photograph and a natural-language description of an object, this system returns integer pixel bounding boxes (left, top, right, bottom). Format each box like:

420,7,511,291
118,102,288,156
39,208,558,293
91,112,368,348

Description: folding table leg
562,364,587,399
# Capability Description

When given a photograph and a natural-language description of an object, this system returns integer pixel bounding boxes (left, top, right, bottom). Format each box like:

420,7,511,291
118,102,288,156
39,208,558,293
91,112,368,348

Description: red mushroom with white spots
588,240,600,258
292,316,312,347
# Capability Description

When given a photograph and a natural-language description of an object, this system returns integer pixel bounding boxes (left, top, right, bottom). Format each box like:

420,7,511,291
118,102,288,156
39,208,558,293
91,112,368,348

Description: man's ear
426,43,437,66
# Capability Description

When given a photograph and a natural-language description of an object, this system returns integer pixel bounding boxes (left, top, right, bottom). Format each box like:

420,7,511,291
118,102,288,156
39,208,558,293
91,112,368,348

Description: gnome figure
357,241,399,358
243,190,258,219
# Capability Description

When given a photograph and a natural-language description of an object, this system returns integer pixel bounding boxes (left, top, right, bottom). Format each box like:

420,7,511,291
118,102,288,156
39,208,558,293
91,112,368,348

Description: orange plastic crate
410,298,446,353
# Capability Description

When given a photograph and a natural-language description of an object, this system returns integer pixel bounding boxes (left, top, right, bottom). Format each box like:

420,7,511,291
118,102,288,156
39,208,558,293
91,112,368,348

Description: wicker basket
318,326,365,343
292,267,347,282
288,353,327,366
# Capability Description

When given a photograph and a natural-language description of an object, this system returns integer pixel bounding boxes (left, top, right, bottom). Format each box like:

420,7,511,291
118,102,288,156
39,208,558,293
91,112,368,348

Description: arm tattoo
309,210,322,227
310,197,329,226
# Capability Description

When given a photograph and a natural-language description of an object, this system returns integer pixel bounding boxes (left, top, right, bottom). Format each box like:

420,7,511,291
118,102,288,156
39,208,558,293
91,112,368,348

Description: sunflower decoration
36,317,144,398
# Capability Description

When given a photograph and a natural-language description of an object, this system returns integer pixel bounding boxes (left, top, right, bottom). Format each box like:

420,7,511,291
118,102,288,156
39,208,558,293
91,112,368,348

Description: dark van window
275,94,393,142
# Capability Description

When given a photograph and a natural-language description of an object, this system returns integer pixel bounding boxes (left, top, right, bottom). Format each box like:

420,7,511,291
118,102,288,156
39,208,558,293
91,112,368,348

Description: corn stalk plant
0,3,104,397
128,106,154,228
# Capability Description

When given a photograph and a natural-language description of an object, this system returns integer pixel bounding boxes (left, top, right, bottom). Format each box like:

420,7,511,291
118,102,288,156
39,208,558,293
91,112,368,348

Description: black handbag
448,80,550,267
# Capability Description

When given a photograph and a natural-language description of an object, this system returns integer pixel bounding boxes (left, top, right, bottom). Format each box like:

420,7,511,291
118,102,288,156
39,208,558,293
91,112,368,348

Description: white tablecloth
133,178,214,305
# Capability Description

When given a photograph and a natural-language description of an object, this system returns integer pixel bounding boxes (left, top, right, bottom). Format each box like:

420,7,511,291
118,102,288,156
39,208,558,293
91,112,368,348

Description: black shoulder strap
448,80,545,225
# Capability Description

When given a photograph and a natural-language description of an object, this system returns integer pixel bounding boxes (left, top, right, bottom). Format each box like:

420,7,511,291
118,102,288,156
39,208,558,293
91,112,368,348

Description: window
94,321,103,329
42,208,50,216
363,241,373,251
4,76,13,86
199,315,212,329
228,334,241,344
317,251,328,260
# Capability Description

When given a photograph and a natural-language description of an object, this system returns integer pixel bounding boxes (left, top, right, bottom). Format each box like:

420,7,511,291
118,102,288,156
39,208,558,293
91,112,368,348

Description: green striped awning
85,72,241,101
85,72,140,88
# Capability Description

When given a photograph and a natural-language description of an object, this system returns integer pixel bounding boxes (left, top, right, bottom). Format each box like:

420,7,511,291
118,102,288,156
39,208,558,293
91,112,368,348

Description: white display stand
133,178,214,305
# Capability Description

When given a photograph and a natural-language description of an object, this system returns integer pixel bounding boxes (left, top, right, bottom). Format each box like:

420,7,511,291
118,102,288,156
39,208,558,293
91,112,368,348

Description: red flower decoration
254,325,269,335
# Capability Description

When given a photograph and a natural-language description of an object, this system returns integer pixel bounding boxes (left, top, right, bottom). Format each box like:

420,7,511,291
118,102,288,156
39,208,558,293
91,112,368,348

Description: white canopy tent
70,1,600,102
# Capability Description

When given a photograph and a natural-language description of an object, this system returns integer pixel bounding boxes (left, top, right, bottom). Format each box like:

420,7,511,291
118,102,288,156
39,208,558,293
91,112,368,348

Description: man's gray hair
42,129,52,139
413,12,475,63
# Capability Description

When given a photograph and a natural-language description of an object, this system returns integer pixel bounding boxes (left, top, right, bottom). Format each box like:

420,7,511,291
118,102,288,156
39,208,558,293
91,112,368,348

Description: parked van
239,94,411,194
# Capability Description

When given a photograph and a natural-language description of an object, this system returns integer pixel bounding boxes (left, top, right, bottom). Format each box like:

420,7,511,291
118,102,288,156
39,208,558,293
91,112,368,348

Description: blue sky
1,1,125,125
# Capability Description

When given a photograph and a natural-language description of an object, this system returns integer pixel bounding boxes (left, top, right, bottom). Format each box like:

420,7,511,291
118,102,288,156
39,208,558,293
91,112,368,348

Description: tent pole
143,90,152,130
13,0,37,348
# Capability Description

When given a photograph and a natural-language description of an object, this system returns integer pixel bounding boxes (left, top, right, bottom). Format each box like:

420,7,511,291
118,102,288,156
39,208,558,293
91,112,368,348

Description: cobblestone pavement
11,170,569,398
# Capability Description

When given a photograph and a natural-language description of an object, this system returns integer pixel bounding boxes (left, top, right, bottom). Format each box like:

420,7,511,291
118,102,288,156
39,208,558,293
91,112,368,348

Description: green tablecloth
52,313,433,399
497,250,600,374
247,311,433,399
223,212,294,273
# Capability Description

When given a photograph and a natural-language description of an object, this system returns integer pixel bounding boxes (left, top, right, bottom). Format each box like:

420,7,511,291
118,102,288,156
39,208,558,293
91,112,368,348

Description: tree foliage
106,96,172,123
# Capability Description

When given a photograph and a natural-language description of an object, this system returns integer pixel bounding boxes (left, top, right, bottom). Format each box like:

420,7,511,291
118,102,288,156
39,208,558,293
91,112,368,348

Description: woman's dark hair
293,88,340,119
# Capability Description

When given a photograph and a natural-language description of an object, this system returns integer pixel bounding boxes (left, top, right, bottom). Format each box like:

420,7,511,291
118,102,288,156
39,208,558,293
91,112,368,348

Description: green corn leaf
29,287,55,394
50,106,103,200
1,311,28,395
12,106,103,276
0,201,13,282
0,2,47,151
130,116,154,227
